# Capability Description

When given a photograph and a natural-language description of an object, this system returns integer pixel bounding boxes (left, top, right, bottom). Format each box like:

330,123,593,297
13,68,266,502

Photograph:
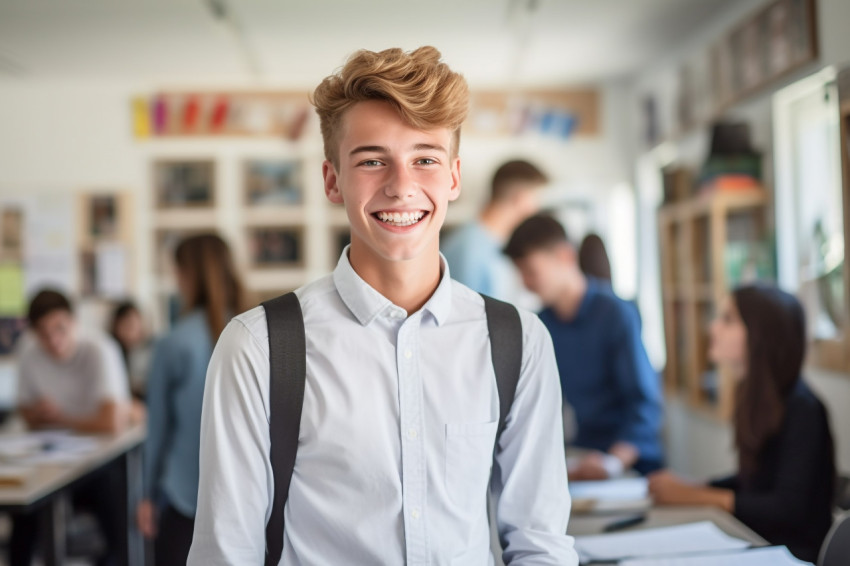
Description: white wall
627,0,850,477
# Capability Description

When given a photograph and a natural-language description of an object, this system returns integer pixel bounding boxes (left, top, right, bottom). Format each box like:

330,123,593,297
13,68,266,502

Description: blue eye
360,160,382,167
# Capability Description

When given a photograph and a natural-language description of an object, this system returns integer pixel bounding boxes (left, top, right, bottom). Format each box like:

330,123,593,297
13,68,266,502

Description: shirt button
411,508,420,520
404,350,412,359
408,428,418,440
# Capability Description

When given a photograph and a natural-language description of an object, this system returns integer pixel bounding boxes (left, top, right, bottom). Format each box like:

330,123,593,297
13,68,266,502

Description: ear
447,157,461,202
323,161,343,205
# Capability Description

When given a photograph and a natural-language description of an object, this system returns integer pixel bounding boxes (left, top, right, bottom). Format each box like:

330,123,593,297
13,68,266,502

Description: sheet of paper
95,242,128,298
0,431,99,465
570,477,649,501
23,193,75,296
574,521,750,562
620,546,812,566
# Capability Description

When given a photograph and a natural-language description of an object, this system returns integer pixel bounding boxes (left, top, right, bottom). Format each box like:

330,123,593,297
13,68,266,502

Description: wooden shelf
658,189,770,420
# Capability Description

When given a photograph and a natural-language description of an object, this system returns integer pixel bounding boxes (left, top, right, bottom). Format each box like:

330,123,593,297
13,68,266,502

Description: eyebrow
348,143,449,157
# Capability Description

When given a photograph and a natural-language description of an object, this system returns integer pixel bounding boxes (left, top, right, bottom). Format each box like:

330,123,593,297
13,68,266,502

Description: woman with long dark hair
136,234,246,565
578,233,612,283
649,284,835,562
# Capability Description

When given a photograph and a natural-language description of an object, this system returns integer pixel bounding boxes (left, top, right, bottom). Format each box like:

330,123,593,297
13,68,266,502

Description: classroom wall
0,76,636,405
628,0,850,478
0,79,634,306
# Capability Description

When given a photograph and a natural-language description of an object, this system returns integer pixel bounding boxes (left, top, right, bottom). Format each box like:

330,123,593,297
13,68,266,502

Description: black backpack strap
261,292,306,566
480,294,523,449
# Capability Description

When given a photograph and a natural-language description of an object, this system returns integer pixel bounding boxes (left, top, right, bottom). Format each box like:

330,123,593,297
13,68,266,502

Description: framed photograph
788,0,817,64
740,18,765,91
710,40,734,111
247,227,304,268
244,159,303,206
767,0,792,76
0,207,23,261
154,160,216,209
90,195,117,238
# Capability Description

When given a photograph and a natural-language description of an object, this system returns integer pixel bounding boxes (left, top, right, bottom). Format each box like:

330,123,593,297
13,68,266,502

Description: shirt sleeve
492,311,579,565
708,474,740,490
609,305,663,460
142,337,175,500
188,319,273,566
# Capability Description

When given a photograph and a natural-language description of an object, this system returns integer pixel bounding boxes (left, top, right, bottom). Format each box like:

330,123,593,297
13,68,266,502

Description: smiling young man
188,46,576,565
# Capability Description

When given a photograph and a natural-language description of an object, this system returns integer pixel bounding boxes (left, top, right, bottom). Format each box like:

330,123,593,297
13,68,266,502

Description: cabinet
658,189,770,418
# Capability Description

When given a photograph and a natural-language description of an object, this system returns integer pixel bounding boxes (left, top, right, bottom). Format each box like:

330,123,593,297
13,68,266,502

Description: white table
0,423,146,566
569,505,768,565
570,504,767,544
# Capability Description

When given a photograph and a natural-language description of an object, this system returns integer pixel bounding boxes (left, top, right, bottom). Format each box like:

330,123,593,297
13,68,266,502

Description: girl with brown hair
649,284,835,562
137,233,246,565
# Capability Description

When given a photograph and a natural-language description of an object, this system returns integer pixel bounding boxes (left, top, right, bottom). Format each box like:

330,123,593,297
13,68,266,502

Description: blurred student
649,284,834,562
137,234,246,566
110,300,151,399
505,214,663,478
13,289,133,566
578,233,611,283
441,159,547,301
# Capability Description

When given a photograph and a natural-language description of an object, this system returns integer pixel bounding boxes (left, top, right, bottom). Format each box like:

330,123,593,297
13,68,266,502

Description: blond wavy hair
311,46,469,166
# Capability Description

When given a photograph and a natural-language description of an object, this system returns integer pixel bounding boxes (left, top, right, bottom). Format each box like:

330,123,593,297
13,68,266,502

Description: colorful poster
0,263,25,316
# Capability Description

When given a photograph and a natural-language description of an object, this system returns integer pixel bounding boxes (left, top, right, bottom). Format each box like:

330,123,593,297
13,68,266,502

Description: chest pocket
445,421,498,510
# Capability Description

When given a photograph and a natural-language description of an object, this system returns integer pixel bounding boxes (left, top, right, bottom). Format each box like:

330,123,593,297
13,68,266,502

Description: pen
602,513,646,533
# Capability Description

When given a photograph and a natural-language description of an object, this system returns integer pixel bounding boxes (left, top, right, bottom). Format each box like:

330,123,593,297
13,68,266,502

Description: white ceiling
0,0,736,87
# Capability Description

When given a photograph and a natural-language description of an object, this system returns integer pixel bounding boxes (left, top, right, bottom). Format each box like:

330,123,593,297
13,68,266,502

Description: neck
552,272,588,321
479,204,520,242
348,244,442,314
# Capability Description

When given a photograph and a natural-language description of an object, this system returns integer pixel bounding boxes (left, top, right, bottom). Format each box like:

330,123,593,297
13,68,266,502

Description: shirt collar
332,246,453,327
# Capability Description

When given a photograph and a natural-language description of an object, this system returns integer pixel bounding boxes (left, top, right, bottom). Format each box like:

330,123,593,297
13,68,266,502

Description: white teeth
376,211,426,226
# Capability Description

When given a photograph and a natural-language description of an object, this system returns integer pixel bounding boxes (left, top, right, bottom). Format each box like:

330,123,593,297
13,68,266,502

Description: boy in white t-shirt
11,289,134,566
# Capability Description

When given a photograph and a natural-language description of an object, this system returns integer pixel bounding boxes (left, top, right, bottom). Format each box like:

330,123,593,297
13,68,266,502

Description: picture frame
153,159,216,209
244,159,303,207
709,39,734,112
247,226,304,269
0,207,23,262
89,194,118,239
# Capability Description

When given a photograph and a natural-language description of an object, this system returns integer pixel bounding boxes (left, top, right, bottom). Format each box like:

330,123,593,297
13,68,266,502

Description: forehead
337,100,452,151
37,309,72,329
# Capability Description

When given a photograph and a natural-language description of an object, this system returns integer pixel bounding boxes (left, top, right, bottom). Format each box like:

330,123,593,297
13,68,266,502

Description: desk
0,423,146,566
570,505,767,544
569,505,768,564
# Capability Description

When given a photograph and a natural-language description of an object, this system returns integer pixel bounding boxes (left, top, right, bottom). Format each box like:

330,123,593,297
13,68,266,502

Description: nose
383,164,416,199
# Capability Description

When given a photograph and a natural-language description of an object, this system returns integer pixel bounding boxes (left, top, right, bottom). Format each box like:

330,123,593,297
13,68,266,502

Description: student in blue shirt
441,159,548,302
505,214,664,478
136,234,246,566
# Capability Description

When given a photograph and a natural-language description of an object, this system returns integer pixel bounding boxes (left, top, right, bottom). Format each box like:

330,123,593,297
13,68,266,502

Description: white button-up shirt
188,252,577,565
